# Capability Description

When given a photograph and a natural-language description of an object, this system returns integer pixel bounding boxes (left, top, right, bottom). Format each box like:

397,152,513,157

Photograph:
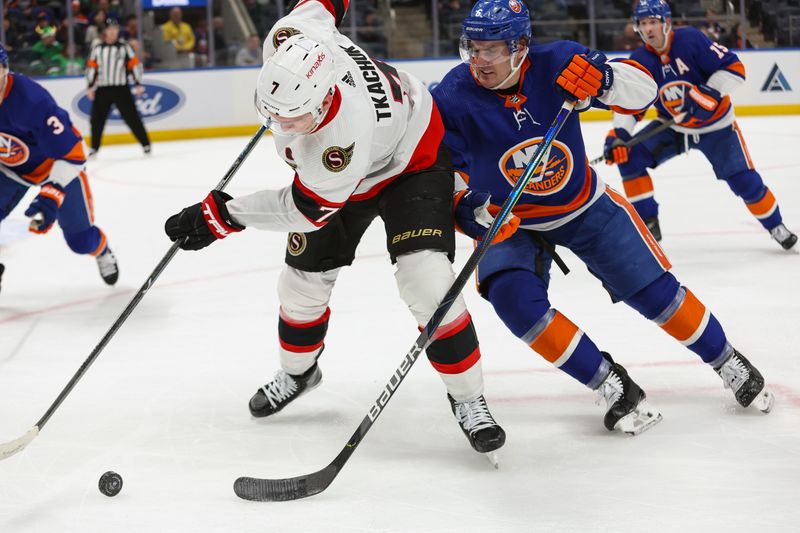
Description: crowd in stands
1,0,795,79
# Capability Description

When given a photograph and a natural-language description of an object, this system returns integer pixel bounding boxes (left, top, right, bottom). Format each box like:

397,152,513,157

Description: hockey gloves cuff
25,183,65,234
683,84,723,123
165,190,245,251
603,128,632,165
556,51,613,102
454,189,520,244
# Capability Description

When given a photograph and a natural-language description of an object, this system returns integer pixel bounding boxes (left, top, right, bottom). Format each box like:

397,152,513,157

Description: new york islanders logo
499,138,573,196
0,133,30,167
322,143,355,173
658,80,693,118
508,0,522,13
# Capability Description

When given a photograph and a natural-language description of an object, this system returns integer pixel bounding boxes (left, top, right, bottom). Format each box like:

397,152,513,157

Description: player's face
268,111,318,134
637,17,669,50
467,40,514,89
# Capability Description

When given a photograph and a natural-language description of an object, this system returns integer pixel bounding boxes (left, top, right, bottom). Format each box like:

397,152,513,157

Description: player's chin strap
486,47,529,91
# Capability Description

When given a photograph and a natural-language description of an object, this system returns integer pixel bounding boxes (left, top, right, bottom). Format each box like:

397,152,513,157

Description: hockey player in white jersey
165,0,520,457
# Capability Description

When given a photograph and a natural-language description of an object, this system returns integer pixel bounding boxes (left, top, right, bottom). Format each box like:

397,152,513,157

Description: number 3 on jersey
47,116,65,135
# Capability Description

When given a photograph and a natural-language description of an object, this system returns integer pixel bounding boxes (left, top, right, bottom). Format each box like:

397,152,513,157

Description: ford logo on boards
73,81,184,122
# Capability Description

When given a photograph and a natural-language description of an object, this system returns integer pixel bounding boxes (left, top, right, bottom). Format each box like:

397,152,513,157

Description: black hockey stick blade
234,464,338,501
232,103,576,502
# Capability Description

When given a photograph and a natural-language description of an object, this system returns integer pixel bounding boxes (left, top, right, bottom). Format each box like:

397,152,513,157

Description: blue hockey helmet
462,0,532,43
632,0,672,23
0,43,8,69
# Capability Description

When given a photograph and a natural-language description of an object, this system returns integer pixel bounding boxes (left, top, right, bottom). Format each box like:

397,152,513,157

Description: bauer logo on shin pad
391,228,443,244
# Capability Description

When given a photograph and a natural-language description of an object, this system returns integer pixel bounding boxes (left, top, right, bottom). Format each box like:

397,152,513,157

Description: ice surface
0,116,798,532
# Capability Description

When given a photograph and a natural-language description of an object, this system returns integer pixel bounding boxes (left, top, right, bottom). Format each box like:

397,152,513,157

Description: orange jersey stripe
660,289,706,343
746,188,776,218
79,170,96,223
530,311,580,364
732,121,754,169
725,61,746,78
623,175,655,199
606,186,671,270
22,159,55,184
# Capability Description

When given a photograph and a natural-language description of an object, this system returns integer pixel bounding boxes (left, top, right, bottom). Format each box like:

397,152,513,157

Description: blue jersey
0,73,87,186
433,41,652,229
629,27,745,132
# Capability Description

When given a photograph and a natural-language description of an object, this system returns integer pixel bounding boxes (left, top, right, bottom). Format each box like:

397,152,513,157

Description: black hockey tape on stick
0,124,268,462
589,116,679,166
233,101,577,502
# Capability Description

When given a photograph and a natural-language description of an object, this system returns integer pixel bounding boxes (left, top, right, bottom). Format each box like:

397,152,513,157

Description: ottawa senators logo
272,27,300,48
287,232,307,256
322,143,355,173
498,138,574,196
0,133,30,167
508,0,522,13
658,80,692,119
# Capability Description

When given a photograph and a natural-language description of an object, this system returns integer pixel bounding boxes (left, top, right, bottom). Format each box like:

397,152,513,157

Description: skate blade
751,387,774,414
615,400,663,436
483,451,500,469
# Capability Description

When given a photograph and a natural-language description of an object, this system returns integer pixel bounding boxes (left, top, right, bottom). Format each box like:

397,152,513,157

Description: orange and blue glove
682,84,723,123
556,50,614,102
454,189,520,244
25,183,65,234
603,128,632,165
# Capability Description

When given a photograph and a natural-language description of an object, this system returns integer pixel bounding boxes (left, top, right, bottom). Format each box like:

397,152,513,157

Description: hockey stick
589,117,679,166
233,101,576,502
0,125,268,461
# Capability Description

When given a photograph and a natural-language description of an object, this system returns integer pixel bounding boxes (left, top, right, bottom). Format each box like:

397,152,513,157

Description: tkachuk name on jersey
391,228,443,244
499,138,574,196
341,45,394,123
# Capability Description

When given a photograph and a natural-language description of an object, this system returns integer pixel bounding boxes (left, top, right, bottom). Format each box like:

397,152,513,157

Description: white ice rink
0,116,798,532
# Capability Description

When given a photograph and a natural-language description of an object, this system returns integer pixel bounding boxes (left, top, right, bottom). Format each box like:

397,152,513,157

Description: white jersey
227,0,441,232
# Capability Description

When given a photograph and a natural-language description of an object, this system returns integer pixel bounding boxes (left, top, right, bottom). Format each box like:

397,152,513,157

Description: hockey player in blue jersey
432,0,774,434
0,43,119,287
603,0,796,250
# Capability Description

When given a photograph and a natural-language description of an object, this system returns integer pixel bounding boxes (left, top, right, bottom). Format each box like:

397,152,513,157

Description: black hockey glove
165,190,245,251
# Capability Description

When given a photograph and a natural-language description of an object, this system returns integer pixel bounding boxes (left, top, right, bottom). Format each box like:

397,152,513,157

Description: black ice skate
595,353,662,435
645,216,662,242
96,246,119,285
448,394,505,466
249,363,322,418
714,349,774,413
769,224,798,251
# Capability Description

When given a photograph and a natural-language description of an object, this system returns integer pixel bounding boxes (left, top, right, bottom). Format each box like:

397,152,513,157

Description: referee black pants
90,86,151,151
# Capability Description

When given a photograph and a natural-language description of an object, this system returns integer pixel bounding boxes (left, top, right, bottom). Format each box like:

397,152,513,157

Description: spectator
724,23,755,49
31,26,67,75
235,34,262,66
357,11,387,57
161,7,195,54
700,8,723,42
212,16,228,64
120,14,138,41
61,42,85,75
614,22,641,51
2,18,23,55
84,8,107,49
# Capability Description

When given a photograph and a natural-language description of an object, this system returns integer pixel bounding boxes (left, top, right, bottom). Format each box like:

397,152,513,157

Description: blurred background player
164,0,511,458
86,17,151,157
603,0,796,250
0,43,119,287
433,0,773,434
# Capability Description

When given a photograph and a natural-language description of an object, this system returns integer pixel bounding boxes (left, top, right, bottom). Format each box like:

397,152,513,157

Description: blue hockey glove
682,84,723,123
556,50,614,101
603,128,632,165
24,183,65,234
453,189,520,244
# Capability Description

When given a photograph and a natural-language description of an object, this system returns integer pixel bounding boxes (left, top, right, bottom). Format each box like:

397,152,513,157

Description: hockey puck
98,471,123,497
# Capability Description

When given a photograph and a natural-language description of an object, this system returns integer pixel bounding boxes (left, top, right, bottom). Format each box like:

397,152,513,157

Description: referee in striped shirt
86,18,151,156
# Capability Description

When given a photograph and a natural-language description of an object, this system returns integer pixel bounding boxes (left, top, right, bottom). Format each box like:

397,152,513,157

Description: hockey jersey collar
311,86,342,134
646,30,675,65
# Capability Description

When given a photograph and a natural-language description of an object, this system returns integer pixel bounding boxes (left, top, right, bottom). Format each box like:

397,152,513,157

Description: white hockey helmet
255,34,336,128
